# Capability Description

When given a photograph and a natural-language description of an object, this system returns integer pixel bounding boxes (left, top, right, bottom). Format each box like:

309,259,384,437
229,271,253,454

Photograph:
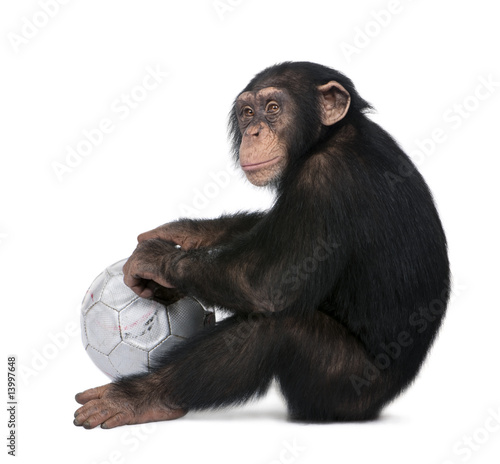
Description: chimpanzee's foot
74,384,186,429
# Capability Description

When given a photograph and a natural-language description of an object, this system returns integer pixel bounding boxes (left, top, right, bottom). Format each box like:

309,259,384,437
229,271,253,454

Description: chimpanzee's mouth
241,156,281,171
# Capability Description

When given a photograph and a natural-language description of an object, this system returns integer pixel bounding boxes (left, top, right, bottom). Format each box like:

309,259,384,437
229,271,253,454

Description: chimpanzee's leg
75,310,399,428
275,310,399,422
75,313,281,428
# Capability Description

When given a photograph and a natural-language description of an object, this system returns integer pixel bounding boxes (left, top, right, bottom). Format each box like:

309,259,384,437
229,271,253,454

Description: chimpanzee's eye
242,107,254,117
266,102,280,113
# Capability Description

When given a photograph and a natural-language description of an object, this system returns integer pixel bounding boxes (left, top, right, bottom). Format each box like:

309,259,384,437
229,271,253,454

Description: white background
1,1,499,463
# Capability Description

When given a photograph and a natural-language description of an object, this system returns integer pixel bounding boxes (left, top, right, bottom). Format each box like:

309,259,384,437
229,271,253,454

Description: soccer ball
80,258,214,379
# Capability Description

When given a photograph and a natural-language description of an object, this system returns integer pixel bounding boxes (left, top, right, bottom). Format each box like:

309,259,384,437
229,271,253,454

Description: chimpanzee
74,61,449,429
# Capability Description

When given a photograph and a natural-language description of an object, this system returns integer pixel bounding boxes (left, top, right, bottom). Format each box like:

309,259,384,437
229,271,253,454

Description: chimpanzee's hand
74,383,186,429
137,220,212,250
123,239,184,299
149,283,186,307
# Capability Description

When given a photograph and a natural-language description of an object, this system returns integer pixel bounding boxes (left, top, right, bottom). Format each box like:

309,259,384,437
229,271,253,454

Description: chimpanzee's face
235,87,293,187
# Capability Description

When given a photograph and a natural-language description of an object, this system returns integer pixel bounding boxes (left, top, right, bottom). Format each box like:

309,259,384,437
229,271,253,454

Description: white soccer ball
80,258,214,379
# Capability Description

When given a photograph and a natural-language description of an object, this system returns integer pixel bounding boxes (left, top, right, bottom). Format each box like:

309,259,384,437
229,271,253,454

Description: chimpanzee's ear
317,81,351,126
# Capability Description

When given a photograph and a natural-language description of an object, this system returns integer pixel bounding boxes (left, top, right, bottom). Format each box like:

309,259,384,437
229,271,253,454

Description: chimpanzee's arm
137,212,264,250
124,157,350,314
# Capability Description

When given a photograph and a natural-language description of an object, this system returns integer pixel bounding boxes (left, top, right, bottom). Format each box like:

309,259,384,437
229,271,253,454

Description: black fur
116,62,449,422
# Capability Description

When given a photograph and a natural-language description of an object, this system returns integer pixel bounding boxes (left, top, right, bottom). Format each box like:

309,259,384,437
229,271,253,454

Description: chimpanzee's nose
245,124,261,137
